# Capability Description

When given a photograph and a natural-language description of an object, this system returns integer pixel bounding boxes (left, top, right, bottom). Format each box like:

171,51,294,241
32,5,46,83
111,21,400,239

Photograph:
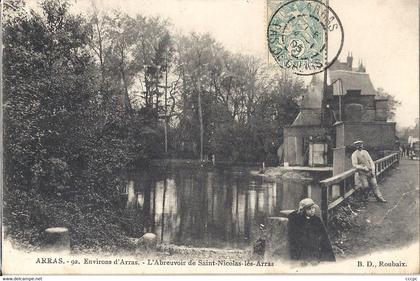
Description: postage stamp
267,0,344,75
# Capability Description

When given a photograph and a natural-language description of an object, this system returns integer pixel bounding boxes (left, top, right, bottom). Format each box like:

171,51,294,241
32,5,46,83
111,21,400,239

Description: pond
123,165,312,249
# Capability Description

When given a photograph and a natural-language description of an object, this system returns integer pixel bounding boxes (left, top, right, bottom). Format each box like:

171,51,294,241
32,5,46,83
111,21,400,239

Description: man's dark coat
287,210,336,262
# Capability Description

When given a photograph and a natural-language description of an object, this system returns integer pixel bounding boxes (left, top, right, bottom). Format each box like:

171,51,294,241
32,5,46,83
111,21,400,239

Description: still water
123,165,311,249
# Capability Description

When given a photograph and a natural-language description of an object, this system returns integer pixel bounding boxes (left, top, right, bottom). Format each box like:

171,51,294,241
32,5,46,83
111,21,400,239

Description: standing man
351,140,387,203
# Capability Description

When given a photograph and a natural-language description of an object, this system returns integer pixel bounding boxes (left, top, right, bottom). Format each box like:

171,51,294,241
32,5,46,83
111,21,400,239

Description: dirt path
336,158,419,259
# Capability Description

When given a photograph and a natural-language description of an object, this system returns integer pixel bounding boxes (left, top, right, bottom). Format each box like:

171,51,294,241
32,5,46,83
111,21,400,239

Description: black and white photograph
1,0,419,275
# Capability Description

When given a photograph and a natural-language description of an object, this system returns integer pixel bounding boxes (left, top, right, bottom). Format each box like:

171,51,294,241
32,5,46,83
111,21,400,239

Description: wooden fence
319,152,400,225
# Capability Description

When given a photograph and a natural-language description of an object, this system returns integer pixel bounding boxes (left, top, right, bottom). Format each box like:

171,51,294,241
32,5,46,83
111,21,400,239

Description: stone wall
343,122,396,149
331,95,378,122
283,126,328,166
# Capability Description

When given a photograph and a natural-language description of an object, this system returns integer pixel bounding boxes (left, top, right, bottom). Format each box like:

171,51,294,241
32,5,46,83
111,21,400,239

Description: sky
30,0,419,128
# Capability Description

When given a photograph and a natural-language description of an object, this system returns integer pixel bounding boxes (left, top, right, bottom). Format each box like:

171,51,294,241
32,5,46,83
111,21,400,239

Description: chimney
346,52,353,69
357,60,366,73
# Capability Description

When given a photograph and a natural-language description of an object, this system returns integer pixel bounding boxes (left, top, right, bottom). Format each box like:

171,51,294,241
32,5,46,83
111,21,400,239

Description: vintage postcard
1,0,419,275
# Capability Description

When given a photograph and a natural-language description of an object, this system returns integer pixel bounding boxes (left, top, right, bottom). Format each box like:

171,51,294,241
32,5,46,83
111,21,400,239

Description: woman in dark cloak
287,198,336,264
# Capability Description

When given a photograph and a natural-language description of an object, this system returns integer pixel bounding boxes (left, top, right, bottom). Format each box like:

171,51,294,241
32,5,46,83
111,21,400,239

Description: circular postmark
267,0,344,75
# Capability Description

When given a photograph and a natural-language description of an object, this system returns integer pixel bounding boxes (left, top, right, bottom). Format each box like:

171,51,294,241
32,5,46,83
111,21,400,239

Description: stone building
283,53,396,168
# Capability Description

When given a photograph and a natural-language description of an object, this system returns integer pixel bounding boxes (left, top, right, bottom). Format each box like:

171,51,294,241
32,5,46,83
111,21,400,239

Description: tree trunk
164,56,168,154
198,86,204,162
120,69,132,114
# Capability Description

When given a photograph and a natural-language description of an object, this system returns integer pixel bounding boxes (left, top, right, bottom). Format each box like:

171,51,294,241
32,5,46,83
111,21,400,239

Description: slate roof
329,70,377,96
291,109,322,126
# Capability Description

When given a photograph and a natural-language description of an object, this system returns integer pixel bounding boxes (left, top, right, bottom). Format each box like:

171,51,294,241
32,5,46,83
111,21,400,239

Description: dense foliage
3,0,158,251
170,34,304,163
3,0,304,251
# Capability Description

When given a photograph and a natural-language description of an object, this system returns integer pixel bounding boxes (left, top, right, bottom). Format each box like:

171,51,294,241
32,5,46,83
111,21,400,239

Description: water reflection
124,166,311,249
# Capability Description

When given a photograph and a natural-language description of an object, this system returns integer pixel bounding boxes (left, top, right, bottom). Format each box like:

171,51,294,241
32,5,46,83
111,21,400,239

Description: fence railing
319,152,400,225
374,153,400,178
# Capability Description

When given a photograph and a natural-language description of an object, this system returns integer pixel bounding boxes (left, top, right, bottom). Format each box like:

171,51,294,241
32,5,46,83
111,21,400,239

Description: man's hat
353,140,364,145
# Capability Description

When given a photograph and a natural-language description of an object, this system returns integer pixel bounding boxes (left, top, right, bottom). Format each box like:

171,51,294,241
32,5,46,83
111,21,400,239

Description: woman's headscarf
298,198,316,213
